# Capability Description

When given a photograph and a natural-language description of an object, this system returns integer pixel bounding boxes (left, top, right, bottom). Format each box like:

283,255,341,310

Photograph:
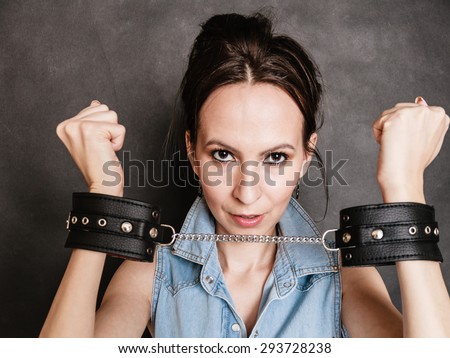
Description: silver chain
171,233,324,244
160,225,339,251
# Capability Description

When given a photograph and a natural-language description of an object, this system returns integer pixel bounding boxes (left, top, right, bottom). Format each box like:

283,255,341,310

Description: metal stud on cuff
82,217,89,225
342,232,351,243
409,226,417,235
121,221,133,233
425,226,431,235
149,227,158,238
371,229,384,240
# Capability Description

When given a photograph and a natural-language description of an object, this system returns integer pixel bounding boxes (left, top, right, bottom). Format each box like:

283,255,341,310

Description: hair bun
195,13,272,61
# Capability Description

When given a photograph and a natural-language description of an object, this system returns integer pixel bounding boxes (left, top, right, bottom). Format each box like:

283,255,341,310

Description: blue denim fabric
150,196,345,338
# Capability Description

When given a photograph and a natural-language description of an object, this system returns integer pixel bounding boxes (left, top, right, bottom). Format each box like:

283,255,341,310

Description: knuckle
391,109,405,119
401,106,417,115
426,106,445,119
63,121,81,136
108,110,118,121
434,106,446,116
98,104,109,111
78,120,94,132
56,122,65,138
77,121,98,139
416,105,429,115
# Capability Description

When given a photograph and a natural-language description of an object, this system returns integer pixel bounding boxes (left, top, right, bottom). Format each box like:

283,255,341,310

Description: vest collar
171,196,337,274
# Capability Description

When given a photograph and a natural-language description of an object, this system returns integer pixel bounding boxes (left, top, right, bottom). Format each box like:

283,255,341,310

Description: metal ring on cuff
321,229,340,252
159,224,177,246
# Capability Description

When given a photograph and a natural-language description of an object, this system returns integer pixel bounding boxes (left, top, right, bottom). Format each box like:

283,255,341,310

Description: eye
264,152,287,165
212,149,234,162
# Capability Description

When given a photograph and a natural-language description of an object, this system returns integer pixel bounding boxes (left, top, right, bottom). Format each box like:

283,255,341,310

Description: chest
152,269,341,337
223,270,271,336
152,244,342,338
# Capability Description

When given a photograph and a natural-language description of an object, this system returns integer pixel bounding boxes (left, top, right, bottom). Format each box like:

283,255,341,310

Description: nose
232,161,262,205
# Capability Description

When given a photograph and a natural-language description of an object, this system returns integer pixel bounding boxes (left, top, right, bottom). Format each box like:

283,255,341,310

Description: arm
381,183,450,337
396,261,450,337
377,98,450,337
342,98,450,337
341,266,402,337
94,260,156,337
40,249,106,337
41,101,155,337
40,250,156,337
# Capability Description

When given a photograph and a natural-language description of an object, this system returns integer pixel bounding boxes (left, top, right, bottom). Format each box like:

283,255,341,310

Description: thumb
108,124,126,152
415,96,428,106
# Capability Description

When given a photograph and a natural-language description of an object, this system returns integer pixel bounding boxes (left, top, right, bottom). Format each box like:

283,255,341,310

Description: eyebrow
204,139,296,156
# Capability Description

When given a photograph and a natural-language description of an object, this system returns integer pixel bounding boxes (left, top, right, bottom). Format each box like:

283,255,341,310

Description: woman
40,13,450,337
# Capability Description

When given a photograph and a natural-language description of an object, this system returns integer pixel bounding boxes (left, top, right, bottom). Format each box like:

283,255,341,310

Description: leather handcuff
65,192,443,267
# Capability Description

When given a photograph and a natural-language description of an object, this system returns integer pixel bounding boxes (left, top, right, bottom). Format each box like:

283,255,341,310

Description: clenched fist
372,97,449,202
56,100,125,196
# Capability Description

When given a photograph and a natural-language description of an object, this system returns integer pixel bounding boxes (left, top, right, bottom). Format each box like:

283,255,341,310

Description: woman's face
186,83,317,236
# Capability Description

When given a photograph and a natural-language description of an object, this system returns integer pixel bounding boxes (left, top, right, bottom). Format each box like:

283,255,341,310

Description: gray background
1,0,449,337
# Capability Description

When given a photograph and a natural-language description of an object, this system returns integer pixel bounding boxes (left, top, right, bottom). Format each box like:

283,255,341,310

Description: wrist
65,192,161,262
88,184,123,197
378,178,425,204
335,202,442,267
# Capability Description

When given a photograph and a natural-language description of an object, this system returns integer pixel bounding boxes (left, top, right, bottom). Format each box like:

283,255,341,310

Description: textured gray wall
0,0,449,337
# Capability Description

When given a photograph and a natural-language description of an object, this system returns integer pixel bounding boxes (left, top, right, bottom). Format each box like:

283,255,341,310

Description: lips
231,213,264,228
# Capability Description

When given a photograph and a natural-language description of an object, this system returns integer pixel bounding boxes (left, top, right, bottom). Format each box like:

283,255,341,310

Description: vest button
231,323,241,332
205,275,214,284
283,282,292,288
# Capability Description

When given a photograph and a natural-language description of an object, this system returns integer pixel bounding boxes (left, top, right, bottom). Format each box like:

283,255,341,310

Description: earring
194,172,203,198
293,180,300,200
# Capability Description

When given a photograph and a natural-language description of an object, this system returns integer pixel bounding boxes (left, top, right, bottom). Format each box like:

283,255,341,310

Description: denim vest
150,197,345,338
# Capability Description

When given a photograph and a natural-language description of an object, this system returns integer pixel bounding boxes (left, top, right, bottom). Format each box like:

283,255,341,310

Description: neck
216,224,278,273
217,242,277,273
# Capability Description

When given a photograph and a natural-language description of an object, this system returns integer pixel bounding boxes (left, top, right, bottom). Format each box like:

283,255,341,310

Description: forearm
396,261,450,337
381,183,450,337
40,249,106,337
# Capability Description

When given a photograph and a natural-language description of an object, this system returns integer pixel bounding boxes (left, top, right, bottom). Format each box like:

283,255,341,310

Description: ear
299,132,318,178
305,132,318,162
185,130,200,177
